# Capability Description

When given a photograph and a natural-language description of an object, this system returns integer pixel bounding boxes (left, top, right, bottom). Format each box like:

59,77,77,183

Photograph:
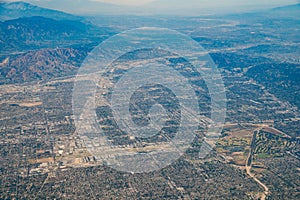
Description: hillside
0,2,115,84
0,47,87,84
0,1,82,21
0,16,114,54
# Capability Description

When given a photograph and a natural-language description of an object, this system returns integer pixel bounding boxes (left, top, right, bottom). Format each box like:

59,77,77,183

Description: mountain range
0,48,87,84
0,0,299,111
0,1,115,84
0,15,114,54
4,0,299,16
0,1,82,21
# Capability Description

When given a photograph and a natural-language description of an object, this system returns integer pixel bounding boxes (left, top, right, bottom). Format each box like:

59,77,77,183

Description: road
245,129,270,200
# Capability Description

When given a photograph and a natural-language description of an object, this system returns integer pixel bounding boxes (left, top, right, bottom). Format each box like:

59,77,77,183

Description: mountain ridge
0,1,82,21
0,15,111,54
17,0,300,16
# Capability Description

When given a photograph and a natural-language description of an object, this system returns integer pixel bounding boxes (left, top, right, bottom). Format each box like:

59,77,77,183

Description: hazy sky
90,0,154,6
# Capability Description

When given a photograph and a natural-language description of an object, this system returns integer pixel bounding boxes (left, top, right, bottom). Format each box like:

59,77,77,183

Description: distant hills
273,3,300,12
24,0,127,15
0,1,115,84
2,1,299,17
221,3,300,23
0,48,87,84
0,2,116,54
0,1,82,21
0,0,299,99
0,16,106,53
270,3,300,19
16,0,300,16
